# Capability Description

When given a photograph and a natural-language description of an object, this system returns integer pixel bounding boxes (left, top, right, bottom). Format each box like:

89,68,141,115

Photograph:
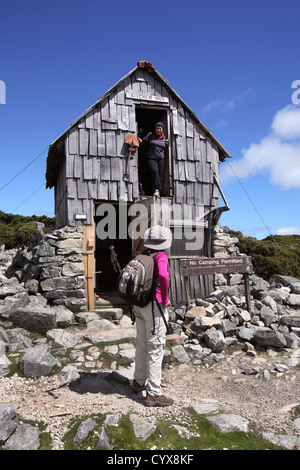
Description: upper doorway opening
135,107,170,197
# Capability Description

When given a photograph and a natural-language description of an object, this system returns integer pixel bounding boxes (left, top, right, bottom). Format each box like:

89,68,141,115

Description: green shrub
229,230,300,280
0,210,55,249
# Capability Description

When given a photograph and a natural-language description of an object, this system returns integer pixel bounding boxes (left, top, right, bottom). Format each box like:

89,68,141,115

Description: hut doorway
94,201,132,303
135,107,170,197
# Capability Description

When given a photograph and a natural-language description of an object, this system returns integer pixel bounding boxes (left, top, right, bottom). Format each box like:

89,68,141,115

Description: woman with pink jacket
132,225,174,407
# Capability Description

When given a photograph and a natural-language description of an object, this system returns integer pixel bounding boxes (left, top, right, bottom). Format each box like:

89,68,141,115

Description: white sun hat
143,225,172,250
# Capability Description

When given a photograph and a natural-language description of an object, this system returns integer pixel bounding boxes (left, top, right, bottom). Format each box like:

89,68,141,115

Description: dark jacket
142,132,166,160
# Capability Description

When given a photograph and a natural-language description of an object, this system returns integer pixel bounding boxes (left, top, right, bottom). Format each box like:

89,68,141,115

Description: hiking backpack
117,251,159,307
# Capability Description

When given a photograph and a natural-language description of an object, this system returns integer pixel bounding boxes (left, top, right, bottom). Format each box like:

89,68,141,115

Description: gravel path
1,347,299,450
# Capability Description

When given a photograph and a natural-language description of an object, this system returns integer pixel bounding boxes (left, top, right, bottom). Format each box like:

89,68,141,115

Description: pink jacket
153,251,171,306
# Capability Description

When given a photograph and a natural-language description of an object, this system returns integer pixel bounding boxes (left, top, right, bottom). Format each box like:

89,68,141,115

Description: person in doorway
138,122,168,197
132,225,174,407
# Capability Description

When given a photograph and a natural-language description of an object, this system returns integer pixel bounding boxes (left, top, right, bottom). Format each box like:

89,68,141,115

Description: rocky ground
1,309,300,450
1,225,300,450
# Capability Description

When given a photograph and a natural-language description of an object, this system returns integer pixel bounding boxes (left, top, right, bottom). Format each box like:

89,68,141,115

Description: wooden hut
46,61,230,309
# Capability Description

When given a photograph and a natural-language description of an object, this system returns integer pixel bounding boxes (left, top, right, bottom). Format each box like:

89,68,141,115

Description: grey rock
56,238,83,255
36,242,55,258
52,305,74,327
261,295,278,311
72,418,97,447
19,345,56,377
62,262,85,277
250,275,270,296
282,331,300,349
3,423,40,450
24,279,39,294
59,365,80,387
104,414,120,427
10,307,57,333
203,327,226,353
284,357,299,367
6,328,32,350
96,427,112,450
46,329,78,348
129,414,156,441
280,315,300,328
192,403,219,414
118,348,135,364
40,275,85,293
40,266,62,280
0,354,12,376
270,274,300,294
0,276,25,298
286,294,300,307
274,363,289,373
262,431,300,450
259,306,276,327
253,329,287,348
293,418,300,431
0,292,30,319
0,404,19,444
0,339,6,355
220,319,237,337
236,326,260,343
172,345,190,363
0,326,10,343
206,413,249,433
97,308,123,321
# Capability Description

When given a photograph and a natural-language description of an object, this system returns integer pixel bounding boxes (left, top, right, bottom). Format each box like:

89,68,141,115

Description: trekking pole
109,245,122,273
154,294,171,334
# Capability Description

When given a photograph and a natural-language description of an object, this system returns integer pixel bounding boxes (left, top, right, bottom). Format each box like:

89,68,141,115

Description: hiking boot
145,393,174,407
132,380,146,393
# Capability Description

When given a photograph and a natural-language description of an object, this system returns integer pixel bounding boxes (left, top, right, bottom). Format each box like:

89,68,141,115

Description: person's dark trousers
148,158,164,193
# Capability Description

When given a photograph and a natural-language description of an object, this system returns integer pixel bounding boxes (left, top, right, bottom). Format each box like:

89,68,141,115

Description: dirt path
1,348,299,450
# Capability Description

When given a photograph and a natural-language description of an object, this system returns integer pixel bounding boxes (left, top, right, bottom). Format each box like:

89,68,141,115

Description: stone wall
212,225,246,293
1,223,86,312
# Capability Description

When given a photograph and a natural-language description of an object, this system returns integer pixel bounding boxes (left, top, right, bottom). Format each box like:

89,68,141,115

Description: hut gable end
46,62,230,227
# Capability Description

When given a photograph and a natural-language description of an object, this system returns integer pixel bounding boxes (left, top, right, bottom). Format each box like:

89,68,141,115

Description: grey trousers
133,301,168,396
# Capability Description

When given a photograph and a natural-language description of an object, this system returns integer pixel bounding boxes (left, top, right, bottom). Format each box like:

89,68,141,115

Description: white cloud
202,88,252,115
221,105,300,190
272,105,300,140
275,227,300,236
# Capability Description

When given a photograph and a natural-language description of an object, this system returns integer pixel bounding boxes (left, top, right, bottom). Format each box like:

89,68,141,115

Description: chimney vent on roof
137,61,155,71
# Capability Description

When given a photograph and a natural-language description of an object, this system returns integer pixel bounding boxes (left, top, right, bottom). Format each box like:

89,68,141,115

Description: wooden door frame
83,217,95,311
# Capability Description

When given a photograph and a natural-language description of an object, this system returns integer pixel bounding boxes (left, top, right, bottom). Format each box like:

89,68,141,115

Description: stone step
94,307,124,321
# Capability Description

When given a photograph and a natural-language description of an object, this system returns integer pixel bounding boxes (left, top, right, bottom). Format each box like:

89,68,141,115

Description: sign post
180,256,253,311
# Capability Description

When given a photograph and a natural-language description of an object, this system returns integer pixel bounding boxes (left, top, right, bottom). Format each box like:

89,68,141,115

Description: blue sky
0,0,300,239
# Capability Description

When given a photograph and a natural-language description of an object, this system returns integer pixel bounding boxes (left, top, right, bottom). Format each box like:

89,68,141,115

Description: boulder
250,275,270,297
10,307,57,333
253,329,287,348
3,423,40,450
0,404,19,445
129,414,156,441
206,413,249,433
72,418,97,447
270,274,300,294
285,294,300,307
172,345,190,363
0,275,25,298
46,329,78,348
96,427,112,450
220,319,237,337
19,345,56,377
0,354,11,377
259,306,276,327
280,315,300,328
203,327,226,353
